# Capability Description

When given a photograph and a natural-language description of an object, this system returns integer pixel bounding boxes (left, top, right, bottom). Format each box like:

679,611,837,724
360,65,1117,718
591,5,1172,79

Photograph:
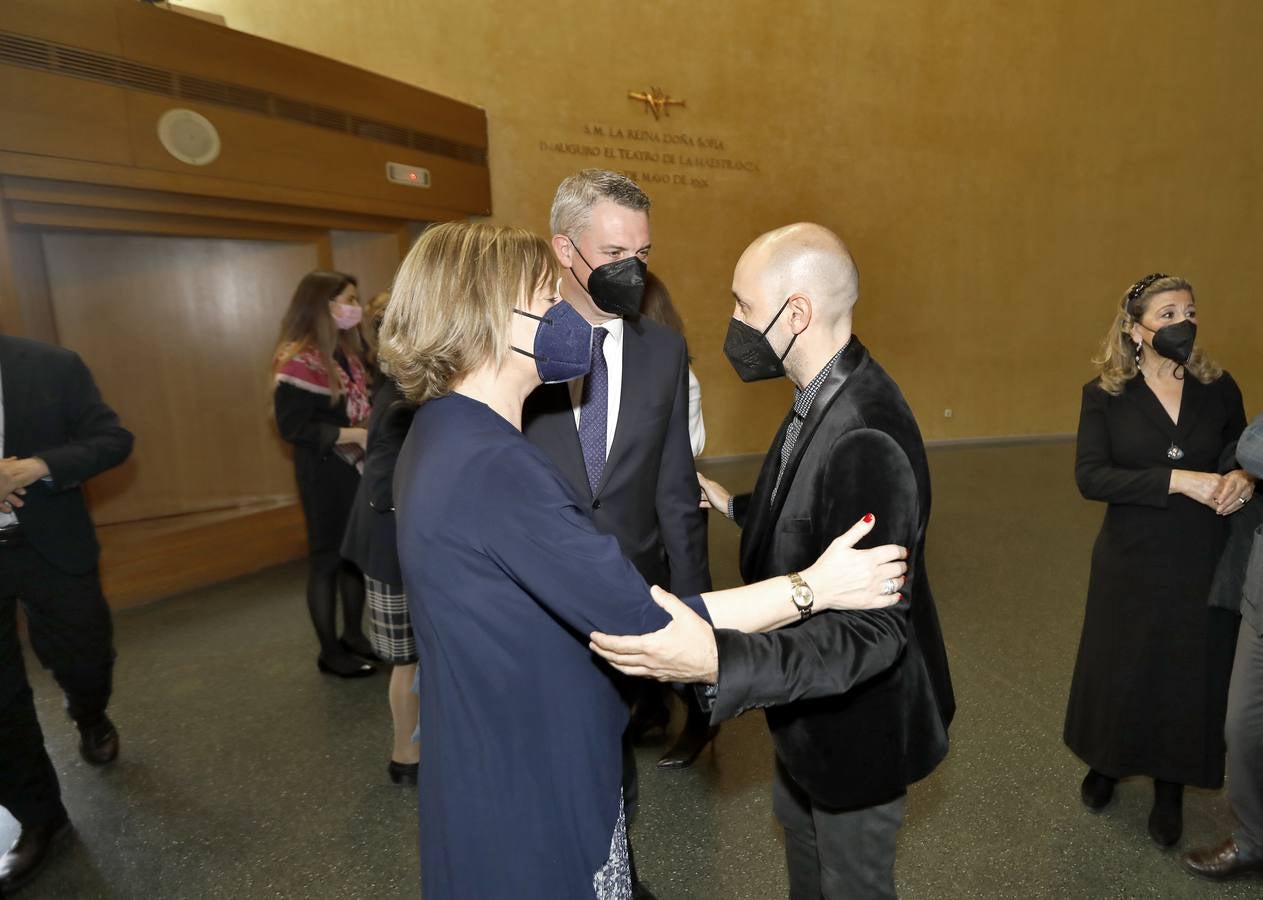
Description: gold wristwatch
788,572,815,620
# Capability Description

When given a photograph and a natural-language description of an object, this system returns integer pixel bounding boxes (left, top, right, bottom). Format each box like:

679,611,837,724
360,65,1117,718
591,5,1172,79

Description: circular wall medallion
156,108,221,166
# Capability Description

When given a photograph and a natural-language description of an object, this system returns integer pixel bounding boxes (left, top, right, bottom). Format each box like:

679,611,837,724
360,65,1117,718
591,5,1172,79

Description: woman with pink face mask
272,270,377,677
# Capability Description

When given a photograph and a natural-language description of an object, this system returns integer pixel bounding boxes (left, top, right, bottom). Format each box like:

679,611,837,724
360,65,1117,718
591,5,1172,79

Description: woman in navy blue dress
379,222,909,899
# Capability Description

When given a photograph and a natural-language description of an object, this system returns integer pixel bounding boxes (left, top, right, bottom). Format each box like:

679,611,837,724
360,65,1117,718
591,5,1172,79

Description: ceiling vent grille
0,30,487,166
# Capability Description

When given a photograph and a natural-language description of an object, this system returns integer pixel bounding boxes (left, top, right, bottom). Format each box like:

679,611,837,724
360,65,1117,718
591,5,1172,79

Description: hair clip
1125,272,1168,305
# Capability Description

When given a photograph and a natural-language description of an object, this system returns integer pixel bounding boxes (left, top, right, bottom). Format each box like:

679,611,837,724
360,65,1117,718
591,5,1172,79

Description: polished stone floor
4,442,1258,898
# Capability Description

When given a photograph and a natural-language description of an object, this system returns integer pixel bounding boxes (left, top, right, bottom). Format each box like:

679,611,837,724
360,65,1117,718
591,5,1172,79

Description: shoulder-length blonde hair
271,270,367,401
1093,274,1222,395
379,222,560,405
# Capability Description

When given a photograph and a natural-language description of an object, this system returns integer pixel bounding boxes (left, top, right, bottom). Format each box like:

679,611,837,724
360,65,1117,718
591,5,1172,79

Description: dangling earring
1133,335,1143,368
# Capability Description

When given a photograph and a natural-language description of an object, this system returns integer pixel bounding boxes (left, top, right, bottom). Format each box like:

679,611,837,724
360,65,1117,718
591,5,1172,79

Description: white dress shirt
568,316,625,457
686,367,705,458
0,360,17,527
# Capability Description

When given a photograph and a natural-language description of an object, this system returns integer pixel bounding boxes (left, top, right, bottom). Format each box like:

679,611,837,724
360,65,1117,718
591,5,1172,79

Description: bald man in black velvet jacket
592,224,955,899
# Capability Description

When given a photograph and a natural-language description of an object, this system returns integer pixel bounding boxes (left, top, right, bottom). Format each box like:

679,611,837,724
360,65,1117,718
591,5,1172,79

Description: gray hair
549,169,650,239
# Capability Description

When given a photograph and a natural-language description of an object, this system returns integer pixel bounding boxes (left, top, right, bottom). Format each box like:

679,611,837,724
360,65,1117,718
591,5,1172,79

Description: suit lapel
0,338,31,456
1131,375,1205,451
1131,376,1180,435
739,411,793,581
746,339,870,579
595,319,642,498
1172,376,1205,445
528,381,592,501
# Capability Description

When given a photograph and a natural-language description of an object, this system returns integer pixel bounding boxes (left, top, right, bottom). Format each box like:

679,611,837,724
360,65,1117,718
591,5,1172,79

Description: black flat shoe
657,725,718,769
1149,780,1184,848
388,760,418,785
317,653,376,678
0,812,71,894
1080,769,1116,811
78,717,120,766
339,635,378,661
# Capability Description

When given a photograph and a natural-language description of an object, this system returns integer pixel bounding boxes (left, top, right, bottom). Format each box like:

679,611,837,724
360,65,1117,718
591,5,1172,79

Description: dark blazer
0,335,133,574
714,337,955,811
1235,413,1263,635
523,315,711,595
341,377,412,585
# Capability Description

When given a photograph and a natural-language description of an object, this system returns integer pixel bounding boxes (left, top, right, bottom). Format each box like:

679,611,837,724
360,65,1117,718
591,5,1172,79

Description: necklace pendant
1167,443,1185,461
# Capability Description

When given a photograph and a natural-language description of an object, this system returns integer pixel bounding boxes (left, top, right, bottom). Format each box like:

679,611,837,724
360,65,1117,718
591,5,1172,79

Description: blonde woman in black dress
1066,273,1253,847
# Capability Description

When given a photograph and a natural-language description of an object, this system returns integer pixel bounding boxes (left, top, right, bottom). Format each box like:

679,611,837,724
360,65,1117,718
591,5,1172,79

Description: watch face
791,585,813,609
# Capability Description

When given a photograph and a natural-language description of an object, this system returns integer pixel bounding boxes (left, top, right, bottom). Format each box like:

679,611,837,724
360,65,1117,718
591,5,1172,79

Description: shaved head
728,223,861,387
738,223,859,324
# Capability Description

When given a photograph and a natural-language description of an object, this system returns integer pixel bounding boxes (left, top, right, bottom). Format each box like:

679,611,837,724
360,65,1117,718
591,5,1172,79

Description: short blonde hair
1093,274,1222,395
549,169,650,239
379,222,560,404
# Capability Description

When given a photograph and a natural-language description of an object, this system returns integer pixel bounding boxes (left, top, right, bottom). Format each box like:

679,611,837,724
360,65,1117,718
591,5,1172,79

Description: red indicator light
408,172,417,180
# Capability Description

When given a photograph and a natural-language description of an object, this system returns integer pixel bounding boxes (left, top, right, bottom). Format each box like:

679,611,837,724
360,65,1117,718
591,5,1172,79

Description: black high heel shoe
339,635,378,661
388,760,418,785
317,652,376,678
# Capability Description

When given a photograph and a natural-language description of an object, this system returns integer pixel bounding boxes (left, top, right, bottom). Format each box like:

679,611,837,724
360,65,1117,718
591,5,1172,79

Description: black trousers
0,537,115,828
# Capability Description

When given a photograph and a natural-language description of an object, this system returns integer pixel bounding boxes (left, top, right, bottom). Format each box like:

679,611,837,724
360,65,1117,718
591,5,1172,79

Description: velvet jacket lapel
738,411,793,583
739,338,871,582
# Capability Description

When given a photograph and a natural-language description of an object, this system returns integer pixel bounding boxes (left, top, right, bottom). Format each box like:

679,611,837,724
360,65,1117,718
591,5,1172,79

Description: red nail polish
863,513,874,523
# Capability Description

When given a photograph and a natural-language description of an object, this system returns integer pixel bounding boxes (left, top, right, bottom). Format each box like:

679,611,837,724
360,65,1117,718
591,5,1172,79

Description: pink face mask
329,302,363,330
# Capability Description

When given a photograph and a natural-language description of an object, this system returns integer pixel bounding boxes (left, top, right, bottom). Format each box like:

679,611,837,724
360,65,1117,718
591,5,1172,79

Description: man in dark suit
1184,412,1263,880
0,334,134,893
592,223,955,898
522,170,711,897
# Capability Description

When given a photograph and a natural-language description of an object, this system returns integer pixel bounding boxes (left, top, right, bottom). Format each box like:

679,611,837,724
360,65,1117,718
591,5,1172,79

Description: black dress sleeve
274,382,342,455
1074,381,1170,507
364,381,413,512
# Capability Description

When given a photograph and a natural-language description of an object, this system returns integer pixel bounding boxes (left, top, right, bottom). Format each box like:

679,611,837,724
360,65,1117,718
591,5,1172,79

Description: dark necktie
578,327,609,496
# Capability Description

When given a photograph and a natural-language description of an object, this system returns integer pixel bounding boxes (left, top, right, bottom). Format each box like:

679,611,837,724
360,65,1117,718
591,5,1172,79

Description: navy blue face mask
512,300,593,383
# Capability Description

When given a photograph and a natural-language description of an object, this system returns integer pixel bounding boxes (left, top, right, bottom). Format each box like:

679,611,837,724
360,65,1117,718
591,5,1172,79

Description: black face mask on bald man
723,298,798,382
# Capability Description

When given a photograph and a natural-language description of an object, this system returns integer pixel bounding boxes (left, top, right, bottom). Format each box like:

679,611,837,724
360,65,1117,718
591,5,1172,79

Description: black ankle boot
1080,768,1117,811
1149,780,1184,847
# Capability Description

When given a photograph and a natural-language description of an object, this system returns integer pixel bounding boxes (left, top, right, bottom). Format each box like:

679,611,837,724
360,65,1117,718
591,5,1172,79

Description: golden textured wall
180,0,1263,455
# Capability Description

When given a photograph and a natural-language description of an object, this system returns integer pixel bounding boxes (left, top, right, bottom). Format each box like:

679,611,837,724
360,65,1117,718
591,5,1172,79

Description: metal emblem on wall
628,87,685,120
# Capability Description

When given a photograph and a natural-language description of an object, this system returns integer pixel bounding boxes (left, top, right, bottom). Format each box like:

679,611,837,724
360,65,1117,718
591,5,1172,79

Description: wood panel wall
330,229,409,301
43,232,318,525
